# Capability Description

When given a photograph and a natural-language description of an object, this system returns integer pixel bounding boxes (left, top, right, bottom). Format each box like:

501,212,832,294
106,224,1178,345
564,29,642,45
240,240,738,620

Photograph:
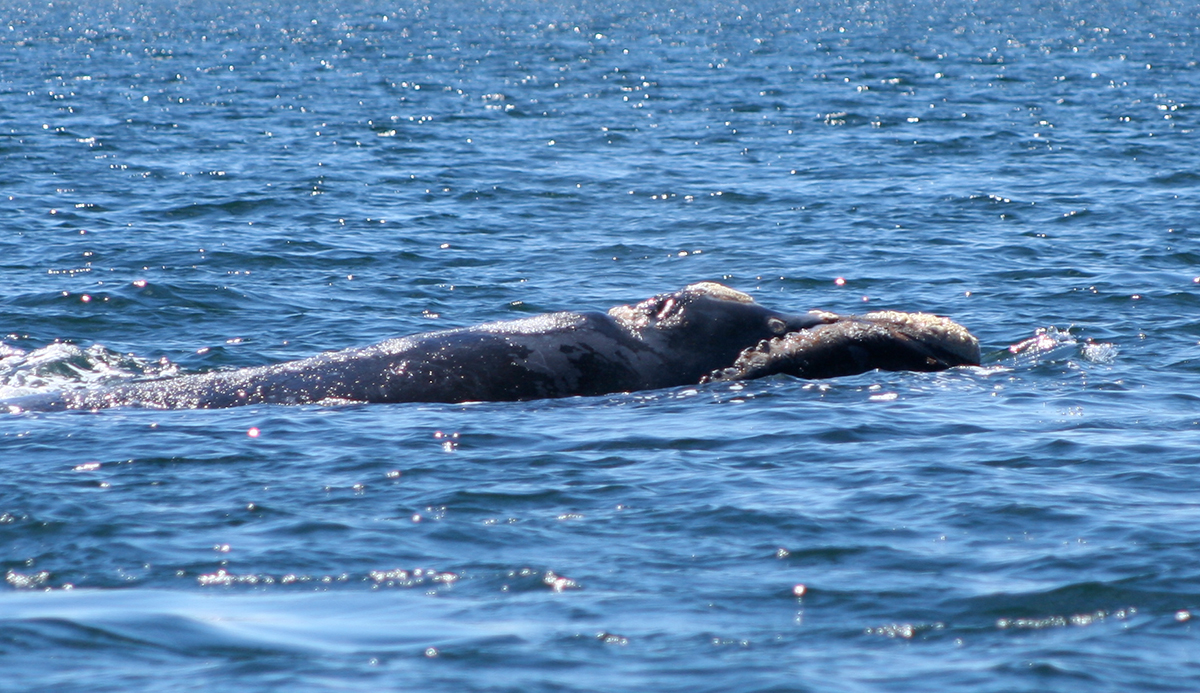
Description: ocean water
2,0,1200,690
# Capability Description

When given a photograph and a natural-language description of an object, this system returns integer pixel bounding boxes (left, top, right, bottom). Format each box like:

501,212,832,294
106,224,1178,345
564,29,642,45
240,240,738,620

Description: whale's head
607,283,980,385
607,283,831,381
706,309,982,382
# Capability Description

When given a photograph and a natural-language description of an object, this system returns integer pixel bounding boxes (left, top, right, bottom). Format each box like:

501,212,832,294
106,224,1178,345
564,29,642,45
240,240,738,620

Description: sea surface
2,0,1199,690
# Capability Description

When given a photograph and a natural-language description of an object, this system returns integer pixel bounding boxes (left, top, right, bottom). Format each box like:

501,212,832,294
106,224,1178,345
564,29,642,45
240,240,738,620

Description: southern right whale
2,282,980,411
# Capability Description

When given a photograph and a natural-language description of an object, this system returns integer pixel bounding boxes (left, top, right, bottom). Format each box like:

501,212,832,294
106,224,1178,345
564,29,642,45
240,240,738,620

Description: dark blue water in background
3,1,1200,690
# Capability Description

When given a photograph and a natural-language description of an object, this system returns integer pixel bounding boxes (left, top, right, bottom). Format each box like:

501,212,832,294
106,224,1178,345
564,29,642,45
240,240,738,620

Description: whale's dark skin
2,283,980,411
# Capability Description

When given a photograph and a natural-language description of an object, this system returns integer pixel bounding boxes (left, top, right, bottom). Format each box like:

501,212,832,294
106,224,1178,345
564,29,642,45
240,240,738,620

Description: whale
1,282,980,411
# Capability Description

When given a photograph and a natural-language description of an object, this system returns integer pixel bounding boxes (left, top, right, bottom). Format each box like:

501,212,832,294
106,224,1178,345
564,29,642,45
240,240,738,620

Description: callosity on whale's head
607,282,828,337
604,282,834,384
606,282,745,329
860,310,981,367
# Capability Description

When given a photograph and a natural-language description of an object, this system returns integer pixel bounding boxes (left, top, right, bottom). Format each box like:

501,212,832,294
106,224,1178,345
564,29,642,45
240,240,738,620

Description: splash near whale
2,282,980,411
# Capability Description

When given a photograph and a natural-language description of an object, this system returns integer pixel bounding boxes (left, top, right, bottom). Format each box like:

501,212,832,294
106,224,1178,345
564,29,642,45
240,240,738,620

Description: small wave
196,566,460,590
815,110,875,127
1004,327,1117,367
1052,208,1096,223
865,621,946,639
163,196,284,220
995,607,1136,631
951,192,1023,206
1149,170,1200,187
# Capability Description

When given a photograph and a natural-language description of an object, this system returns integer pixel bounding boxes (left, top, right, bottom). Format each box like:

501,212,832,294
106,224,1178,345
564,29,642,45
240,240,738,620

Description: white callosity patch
681,282,755,304
861,311,982,366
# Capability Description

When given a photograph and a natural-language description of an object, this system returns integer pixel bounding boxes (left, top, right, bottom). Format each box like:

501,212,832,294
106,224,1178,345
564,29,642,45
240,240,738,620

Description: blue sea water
2,0,1200,690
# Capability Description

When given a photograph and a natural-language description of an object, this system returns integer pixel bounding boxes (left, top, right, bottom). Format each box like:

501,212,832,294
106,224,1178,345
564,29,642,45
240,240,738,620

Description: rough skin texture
704,312,981,382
